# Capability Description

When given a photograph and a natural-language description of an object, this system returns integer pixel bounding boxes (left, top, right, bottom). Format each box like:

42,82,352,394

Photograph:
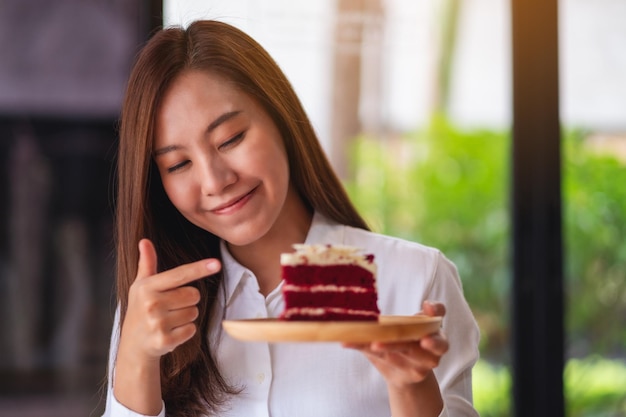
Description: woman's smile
209,185,259,215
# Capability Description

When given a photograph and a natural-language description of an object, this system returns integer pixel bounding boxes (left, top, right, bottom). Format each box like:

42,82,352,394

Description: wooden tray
222,315,442,343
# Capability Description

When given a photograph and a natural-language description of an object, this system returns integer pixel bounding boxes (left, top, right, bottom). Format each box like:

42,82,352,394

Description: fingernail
206,259,219,271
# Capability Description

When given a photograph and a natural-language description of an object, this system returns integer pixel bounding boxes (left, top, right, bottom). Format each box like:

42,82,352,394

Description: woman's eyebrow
154,110,243,157
207,110,242,133
153,144,181,157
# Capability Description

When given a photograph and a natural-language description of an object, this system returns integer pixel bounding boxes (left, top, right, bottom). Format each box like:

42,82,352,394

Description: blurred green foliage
563,134,626,357
472,359,512,417
345,116,626,361
472,357,626,417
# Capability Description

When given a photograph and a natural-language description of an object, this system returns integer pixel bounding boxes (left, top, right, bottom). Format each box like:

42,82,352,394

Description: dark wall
0,116,116,390
0,1,161,415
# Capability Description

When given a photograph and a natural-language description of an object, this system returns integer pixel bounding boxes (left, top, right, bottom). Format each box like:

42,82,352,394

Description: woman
104,20,480,417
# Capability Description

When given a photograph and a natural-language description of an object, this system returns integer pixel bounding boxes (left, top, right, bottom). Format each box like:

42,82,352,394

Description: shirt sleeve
105,397,165,417
427,251,481,417
101,306,166,417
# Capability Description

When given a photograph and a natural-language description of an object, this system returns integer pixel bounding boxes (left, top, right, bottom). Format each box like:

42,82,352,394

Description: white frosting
280,244,377,275
283,284,369,293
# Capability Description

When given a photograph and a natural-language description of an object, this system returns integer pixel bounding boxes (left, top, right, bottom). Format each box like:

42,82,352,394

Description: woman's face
153,70,297,247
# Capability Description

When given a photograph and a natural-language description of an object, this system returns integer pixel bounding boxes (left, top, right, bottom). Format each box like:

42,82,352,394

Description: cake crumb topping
281,244,376,275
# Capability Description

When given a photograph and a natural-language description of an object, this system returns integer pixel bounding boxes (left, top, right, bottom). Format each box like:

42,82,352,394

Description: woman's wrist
387,371,443,417
113,341,163,416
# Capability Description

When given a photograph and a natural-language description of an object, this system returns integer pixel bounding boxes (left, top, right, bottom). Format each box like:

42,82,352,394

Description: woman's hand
343,301,449,417
119,238,221,361
113,238,221,415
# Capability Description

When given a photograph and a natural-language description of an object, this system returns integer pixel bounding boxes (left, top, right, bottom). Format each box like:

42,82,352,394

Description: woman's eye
167,160,190,173
219,132,245,150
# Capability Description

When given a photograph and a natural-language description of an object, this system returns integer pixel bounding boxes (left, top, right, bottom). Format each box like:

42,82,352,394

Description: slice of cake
279,244,380,321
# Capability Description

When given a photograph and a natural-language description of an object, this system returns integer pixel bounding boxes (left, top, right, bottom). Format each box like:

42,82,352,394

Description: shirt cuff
109,394,165,417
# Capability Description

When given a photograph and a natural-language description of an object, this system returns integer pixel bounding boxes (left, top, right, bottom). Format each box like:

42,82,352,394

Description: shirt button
256,373,265,384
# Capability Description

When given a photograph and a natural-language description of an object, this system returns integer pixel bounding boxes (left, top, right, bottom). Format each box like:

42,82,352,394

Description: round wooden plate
222,315,442,343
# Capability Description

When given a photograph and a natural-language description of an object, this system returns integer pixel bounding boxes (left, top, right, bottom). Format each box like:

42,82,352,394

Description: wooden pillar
330,0,382,180
511,0,564,416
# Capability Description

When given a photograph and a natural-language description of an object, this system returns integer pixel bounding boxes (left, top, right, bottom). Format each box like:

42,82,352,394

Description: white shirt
103,212,480,417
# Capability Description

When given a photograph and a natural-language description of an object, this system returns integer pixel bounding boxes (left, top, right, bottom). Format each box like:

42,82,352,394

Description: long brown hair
115,20,368,416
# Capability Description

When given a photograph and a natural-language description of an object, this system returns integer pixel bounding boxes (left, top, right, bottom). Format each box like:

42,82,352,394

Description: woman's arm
104,239,221,416
387,371,443,417
113,338,163,416
102,308,164,417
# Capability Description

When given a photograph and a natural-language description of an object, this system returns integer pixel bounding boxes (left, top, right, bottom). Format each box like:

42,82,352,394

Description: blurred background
0,0,624,416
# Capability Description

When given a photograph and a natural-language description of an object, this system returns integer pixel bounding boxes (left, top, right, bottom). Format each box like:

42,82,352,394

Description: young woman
103,20,480,417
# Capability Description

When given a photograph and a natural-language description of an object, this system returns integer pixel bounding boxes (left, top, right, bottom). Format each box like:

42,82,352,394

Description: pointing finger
152,258,222,291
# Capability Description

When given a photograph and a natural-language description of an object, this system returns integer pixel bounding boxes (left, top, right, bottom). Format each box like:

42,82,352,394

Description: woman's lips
210,187,257,215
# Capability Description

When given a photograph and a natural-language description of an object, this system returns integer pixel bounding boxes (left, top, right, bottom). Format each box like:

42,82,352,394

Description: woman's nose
198,154,237,196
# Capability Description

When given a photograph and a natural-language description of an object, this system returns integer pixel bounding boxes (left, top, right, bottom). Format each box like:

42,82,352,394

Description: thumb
422,300,446,318
137,238,158,280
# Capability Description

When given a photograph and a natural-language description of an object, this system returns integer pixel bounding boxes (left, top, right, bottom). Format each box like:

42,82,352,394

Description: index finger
151,258,222,291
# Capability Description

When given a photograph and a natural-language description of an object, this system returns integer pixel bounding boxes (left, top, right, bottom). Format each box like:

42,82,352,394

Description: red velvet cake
279,244,380,321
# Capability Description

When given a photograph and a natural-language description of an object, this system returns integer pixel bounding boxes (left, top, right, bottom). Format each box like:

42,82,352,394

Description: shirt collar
220,211,345,306
303,211,345,245
220,240,254,307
